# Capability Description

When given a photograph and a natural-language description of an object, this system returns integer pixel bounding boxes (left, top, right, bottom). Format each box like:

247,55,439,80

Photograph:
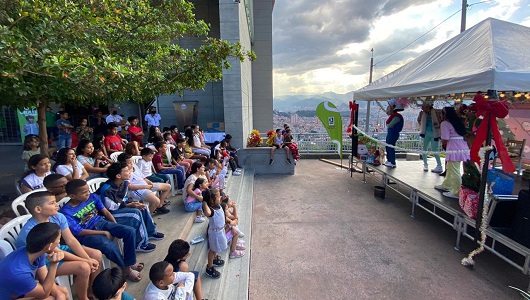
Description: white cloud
273,0,529,97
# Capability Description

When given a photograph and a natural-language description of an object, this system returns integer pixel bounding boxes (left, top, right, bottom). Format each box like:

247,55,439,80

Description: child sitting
99,162,163,251
202,188,244,279
93,148,112,169
184,177,207,223
126,116,144,147
43,173,68,201
22,134,41,170
92,267,134,300
153,141,185,194
143,261,194,300
60,179,144,282
16,191,102,300
137,147,170,183
0,222,69,300
205,158,227,191
116,153,171,214
105,122,126,154
164,239,205,300
19,154,52,194
222,195,245,238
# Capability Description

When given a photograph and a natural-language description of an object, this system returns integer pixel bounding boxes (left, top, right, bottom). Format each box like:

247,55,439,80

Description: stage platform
350,157,530,288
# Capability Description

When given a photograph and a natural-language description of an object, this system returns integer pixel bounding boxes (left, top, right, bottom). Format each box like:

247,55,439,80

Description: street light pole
365,49,374,132
460,0,468,33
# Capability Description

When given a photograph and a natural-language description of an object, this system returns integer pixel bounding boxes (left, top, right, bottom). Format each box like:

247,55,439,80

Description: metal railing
289,132,424,154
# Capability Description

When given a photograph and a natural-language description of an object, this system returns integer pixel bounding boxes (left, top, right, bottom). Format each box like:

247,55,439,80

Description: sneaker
213,255,225,267
154,206,170,215
137,243,156,253
205,266,221,279
269,159,273,165
286,158,292,164
233,170,241,176
194,216,205,223
423,164,428,172
229,250,245,259
434,185,449,192
149,232,165,241
177,189,183,195
431,165,443,173
383,161,396,168
443,191,459,199
190,236,205,245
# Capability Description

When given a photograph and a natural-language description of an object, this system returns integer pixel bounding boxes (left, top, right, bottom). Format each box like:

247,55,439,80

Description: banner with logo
316,101,343,158
17,107,39,141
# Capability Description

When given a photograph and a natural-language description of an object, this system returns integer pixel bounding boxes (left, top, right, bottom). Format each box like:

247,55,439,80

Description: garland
461,145,494,267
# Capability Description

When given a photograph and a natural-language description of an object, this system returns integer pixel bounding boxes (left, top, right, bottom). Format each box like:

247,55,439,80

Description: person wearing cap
417,103,443,173
383,99,405,168
145,107,162,128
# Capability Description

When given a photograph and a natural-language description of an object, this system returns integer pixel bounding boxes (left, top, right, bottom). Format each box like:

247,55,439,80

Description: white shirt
143,272,194,300
145,113,161,127
20,172,52,191
137,159,154,177
130,166,148,186
106,114,124,131
56,161,85,179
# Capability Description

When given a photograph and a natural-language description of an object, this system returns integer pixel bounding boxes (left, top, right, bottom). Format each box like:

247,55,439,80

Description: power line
374,0,494,67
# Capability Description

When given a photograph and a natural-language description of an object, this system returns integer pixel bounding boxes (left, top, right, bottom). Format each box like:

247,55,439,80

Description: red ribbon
470,94,515,173
346,101,359,133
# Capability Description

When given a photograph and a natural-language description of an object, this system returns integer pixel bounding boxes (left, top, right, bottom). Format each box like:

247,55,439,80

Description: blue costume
385,111,404,166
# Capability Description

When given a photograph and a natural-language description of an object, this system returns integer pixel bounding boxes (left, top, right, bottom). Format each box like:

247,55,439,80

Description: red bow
346,101,359,133
470,94,515,173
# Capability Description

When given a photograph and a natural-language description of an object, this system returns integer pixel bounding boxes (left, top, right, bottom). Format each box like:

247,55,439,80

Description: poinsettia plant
266,130,276,147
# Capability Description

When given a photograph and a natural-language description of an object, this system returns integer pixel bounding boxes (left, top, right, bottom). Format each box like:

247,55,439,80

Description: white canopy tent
354,18,530,100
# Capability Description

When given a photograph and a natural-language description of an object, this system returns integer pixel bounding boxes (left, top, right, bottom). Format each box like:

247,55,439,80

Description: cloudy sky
272,0,530,96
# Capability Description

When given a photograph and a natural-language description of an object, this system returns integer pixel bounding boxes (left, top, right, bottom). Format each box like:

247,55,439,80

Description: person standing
90,109,107,136
434,107,470,199
106,108,126,134
417,103,443,173
45,106,57,143
383,100,404,168
56,111,73,150
145,107,161,128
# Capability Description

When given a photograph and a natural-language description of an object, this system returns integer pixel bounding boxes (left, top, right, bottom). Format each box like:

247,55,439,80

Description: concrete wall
251,0,273,133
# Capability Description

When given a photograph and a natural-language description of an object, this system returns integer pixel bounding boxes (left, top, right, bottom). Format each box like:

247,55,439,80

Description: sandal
236,243,246,250
130,262,144,271
126,269,142,282
229,249,245,259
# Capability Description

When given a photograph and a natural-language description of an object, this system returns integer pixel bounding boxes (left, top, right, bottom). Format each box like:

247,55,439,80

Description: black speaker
513,189,530,248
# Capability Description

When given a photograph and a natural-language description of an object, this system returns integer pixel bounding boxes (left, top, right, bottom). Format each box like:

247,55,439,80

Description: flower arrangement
247,129,263,147
266,130,276,147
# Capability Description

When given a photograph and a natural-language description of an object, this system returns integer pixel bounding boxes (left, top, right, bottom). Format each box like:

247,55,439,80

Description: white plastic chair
87,178,108,193
57,196,70,209
11,188,47,217
132,155,142,164
0,215,73,297
110,151,123,162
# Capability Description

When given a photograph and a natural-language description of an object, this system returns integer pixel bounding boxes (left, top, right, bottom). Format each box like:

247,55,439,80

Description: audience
93,267,134,300
53,148,89,181
77,139,110,179
19,154,52,194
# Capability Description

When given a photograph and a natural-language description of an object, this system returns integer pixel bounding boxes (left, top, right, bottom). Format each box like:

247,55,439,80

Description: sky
272,0,530,97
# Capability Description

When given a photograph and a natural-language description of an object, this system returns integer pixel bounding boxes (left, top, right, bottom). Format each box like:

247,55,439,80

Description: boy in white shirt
143,261,194,300
137,147,170,183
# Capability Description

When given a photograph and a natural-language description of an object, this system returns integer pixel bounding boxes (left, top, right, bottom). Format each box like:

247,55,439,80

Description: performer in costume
417,103,443,173
383,98,406,168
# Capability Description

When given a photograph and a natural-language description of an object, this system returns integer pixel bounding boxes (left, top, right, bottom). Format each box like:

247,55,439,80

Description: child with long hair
184,178,208,222
53,148,89,181
19,154,53,194
202,188,244,279
22,135,41,169
283,129,300,163
434,106,470,199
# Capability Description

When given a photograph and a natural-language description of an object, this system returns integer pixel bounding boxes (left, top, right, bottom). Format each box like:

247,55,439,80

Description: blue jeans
159,167,185,189
80,219,136,268
147,173,169,183
184,200,203,212
57,135,72,150
385,131,400,164
111,207,156,248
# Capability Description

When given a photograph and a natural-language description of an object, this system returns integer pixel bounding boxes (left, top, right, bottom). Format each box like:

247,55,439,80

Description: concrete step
186,168,254,300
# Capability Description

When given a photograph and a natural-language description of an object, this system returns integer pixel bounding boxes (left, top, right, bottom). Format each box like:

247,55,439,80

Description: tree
0,0,254,153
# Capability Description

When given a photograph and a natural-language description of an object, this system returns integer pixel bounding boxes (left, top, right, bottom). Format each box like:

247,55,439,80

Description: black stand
350,101,359,177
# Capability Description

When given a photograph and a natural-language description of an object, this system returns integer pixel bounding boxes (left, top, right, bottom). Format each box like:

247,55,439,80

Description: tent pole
365,49,374,133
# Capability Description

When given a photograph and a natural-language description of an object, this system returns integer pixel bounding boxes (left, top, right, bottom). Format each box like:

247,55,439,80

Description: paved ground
249,159,527,300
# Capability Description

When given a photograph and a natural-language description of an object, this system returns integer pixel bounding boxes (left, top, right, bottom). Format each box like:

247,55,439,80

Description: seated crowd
4,115,247,300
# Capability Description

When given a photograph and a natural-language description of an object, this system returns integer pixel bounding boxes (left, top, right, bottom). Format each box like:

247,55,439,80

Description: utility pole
460,0,467,32
365,49,374,132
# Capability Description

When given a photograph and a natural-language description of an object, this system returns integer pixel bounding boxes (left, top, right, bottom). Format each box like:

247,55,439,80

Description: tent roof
354,18,530,100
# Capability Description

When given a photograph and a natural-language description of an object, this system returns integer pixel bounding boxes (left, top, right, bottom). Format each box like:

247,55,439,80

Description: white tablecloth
204,132,226,143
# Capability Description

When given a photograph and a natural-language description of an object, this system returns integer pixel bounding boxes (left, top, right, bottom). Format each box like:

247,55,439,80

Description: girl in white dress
202,188,244,278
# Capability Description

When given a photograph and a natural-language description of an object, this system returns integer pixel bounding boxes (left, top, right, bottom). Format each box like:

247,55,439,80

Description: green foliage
462,160,481,192
0,0,254,108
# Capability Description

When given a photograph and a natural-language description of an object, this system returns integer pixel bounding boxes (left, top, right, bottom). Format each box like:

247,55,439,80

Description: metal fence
291,132,423,154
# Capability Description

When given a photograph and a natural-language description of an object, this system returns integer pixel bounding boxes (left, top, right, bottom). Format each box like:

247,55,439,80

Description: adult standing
56,111,74,150
106,108,126,133
434,107,470,199
417,103,443,173
45,106,57,143
383,99,404,168
144,107,161,128
90,109,107,136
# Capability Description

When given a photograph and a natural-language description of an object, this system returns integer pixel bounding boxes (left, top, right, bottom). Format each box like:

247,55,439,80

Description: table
204,132,225,144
